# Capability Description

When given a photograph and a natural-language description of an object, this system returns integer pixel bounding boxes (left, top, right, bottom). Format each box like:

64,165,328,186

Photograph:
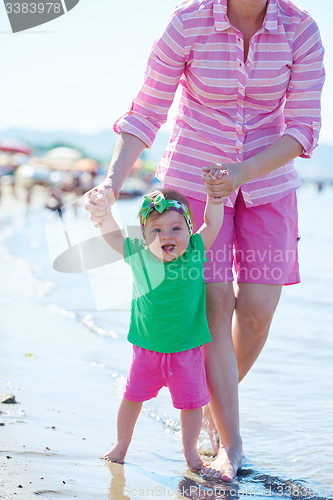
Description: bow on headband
140,193,193,235
140,193,166,221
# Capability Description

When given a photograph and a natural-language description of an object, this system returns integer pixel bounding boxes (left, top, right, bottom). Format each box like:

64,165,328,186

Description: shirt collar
213,0,232,32
213,0,279,35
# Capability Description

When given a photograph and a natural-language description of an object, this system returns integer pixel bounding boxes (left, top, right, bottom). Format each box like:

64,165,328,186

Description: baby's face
144,210,190,262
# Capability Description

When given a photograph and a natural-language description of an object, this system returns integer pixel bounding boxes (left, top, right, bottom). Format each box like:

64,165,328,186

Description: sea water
1,184,332,499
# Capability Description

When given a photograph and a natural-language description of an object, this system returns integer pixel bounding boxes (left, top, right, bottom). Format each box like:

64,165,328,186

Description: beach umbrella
46,147,83,161
46,147,83,171
0,138,32,155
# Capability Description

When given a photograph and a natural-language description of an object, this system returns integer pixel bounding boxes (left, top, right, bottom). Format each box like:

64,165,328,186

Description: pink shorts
189,191,300,285
123,345,210,410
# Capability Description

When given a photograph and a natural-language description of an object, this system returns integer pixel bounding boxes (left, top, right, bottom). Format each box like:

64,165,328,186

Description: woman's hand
202,163,247,199
84,178,117,228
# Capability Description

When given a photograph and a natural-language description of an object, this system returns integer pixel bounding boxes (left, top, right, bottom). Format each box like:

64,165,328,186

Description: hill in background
0,128,170,166
1,128,332,182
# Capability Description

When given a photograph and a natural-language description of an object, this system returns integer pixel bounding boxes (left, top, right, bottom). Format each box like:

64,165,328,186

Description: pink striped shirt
114,0,325,206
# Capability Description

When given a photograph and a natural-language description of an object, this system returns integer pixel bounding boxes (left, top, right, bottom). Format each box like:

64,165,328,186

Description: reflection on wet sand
107,462,130,500
177,475,243,500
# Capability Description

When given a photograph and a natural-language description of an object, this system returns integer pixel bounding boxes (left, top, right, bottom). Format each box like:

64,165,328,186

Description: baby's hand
90,190,112,227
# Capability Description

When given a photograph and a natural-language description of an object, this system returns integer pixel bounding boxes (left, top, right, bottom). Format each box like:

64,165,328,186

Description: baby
90,169,225,471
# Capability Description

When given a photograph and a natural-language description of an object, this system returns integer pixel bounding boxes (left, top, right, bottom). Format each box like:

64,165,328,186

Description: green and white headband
140,193,193,236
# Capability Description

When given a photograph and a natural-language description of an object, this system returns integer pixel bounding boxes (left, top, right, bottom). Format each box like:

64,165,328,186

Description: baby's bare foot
185,449,207,473
104,442,128,464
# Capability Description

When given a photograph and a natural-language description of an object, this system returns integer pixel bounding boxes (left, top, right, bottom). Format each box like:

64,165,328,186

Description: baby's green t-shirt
123,233,211,353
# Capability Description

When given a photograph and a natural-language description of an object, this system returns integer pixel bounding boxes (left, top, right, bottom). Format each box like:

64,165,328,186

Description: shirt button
247,62,251,67
239,88,244,95
237,149,243,155
313,121,319,126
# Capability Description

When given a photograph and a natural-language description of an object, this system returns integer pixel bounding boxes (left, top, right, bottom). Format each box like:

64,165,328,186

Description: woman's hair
139,188,193,228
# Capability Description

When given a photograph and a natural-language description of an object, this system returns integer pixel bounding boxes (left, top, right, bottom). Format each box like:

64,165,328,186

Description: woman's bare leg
204,282,282,481
203,281,243,482
104,398,143,463
233,283,282,382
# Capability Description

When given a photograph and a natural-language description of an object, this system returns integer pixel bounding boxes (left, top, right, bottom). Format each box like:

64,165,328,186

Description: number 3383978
5,3,61,14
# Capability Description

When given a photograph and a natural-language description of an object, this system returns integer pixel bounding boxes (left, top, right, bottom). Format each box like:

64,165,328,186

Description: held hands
202,163,246,200
83,179,116,228
202,167,227,204
85,181,125,254
197,167,225,250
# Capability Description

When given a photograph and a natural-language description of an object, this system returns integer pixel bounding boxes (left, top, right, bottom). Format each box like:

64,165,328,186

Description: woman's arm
106,133,148,198
84,133,147,227
202,135,303,199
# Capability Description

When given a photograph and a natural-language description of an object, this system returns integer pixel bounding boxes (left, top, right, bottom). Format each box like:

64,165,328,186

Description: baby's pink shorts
123,345,210,410
189,190,300,285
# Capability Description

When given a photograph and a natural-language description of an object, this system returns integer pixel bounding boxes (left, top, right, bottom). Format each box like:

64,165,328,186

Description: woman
84,0,325,482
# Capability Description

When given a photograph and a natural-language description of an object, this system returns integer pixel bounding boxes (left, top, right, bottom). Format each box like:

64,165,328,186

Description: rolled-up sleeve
283,14,325,158
114,10,186,148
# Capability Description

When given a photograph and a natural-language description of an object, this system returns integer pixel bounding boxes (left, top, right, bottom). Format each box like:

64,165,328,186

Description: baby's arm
196,168,226,251
90,192,125,255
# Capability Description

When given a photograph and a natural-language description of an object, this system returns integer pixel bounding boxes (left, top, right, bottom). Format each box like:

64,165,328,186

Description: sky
0,0,332,144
